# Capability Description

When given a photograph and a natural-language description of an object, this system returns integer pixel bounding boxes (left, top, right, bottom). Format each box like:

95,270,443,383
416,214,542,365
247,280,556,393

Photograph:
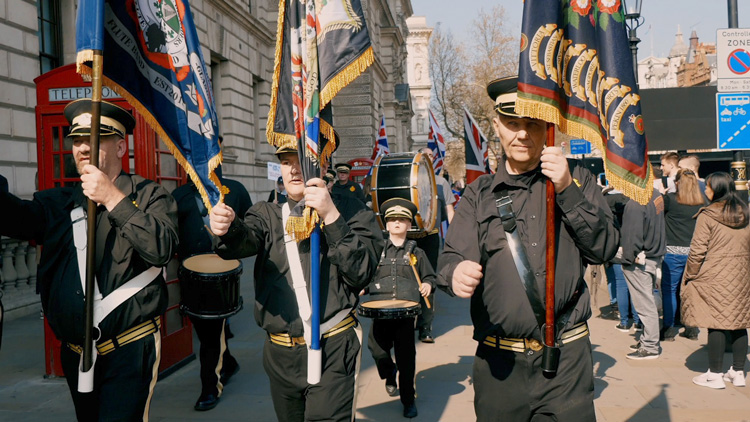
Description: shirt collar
489,156,543,192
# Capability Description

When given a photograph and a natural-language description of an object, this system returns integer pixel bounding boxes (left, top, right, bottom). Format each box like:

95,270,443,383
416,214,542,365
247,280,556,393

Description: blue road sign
569,138,591,154
717,93,750,150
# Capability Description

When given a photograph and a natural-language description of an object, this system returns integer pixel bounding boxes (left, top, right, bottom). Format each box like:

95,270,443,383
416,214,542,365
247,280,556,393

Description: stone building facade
638,26,717,89
405,16,432,151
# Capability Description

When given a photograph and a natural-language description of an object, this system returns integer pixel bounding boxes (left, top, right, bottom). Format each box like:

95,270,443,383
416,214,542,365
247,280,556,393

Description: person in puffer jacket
682,172,750,389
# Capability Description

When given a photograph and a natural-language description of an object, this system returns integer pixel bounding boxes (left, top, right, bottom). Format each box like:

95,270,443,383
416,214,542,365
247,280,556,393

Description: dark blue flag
76,0,224,208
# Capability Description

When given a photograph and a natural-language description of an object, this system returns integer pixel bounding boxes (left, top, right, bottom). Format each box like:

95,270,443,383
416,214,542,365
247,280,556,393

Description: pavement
1,260,749,421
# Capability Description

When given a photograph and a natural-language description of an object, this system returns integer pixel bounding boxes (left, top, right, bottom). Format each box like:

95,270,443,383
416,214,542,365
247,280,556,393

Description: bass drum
370,152,437,234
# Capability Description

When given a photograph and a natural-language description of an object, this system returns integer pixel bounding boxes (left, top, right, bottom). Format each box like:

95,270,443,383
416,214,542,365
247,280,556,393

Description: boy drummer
365,198,436,418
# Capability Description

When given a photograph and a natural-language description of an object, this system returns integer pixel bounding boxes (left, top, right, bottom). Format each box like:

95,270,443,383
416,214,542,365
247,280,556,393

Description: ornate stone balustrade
0,237,40,319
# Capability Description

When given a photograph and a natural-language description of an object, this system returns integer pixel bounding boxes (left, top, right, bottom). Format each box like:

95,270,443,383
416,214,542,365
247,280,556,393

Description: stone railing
1,237,40,319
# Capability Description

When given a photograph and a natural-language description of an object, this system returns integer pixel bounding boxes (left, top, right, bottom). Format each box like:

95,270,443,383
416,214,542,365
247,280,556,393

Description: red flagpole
544,123,556,347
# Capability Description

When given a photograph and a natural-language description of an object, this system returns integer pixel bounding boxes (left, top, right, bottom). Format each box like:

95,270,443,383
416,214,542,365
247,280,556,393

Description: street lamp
623,0,644,84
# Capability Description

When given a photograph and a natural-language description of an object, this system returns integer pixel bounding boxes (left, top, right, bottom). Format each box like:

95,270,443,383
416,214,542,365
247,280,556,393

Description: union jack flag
463,107,491,184
427,110,447,175
371,115,390,159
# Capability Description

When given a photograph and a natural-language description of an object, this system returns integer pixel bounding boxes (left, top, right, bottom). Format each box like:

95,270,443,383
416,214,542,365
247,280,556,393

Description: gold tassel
285,207,320,241
515,96,654,205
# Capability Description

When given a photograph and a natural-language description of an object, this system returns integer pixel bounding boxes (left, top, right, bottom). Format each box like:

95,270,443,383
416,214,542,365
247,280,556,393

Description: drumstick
409,254,431,309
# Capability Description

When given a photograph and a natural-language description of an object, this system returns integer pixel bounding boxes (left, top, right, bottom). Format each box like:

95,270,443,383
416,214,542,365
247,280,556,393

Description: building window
38,0,62,74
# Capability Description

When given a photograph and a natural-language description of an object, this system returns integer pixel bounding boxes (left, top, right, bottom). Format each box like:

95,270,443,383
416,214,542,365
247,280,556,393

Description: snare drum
370,152,437,234
179,253,243,319
357,299,422,320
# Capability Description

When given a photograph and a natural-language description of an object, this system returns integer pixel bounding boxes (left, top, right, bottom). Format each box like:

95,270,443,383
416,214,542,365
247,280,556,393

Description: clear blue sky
411,0,747,59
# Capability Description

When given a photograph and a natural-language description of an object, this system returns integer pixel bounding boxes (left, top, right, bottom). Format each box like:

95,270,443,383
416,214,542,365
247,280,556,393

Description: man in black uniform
268,176,287,204
332,162,366,204
172,152,252,410
208,145,383,422
365,198,435,418
438,76,619,422
0,99,179,421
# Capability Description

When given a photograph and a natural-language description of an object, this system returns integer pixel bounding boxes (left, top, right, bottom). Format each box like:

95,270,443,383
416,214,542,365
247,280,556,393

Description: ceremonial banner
75,0,224,208
371,115,390,159
267,0,374,172
516,0,652,204
427,110,447,175
463,107,490,184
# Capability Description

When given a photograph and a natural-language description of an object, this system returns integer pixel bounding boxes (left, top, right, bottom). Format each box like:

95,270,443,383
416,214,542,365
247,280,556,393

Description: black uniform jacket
214,197,383,337
368,239,437,301
173,178,252,259
0,172,178,344
332,180,366,204
438,158,619,341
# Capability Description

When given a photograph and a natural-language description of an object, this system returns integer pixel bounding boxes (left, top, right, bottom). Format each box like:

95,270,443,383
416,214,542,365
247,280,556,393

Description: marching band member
208,144,382,421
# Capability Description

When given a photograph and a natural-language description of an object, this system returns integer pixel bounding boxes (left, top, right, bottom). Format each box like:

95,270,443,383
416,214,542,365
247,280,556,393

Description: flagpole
80,49,104,392
542,122,558,377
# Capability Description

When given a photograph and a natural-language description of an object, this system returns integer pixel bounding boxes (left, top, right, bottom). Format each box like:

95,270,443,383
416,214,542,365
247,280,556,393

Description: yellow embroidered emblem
349,186,355,192
573,178,581,187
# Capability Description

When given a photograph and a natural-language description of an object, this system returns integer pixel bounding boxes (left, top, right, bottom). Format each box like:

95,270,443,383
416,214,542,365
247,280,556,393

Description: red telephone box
347,158,373,184
34,64,193,376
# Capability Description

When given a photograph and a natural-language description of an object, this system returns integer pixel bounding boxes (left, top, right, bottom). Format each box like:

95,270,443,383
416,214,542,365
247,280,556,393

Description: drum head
371,152,437,233
183,254,240,274
360,299,420,309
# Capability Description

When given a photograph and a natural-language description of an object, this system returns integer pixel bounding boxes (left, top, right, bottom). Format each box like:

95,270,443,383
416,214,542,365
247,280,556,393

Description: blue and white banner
76,0,224,208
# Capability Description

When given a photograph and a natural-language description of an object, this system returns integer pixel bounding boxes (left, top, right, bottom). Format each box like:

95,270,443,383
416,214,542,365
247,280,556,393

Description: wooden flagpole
544,123,556,347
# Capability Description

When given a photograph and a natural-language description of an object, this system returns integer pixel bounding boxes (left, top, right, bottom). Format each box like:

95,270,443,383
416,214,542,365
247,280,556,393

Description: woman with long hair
660,168,706,341
682,172,750,389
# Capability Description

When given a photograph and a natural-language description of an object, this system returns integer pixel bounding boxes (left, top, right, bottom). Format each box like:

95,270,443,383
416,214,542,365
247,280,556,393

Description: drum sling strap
70,196,161,391
493,190,584,345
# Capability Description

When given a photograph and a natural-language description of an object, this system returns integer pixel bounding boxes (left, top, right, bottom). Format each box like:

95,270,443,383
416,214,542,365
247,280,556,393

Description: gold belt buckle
291,336,306,346
526,338,543,352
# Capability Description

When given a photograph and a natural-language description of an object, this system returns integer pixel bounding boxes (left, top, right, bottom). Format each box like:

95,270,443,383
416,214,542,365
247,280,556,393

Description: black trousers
263,326,362,422
415,233,439,334
473,336,595,422
190,315,237,396
368,317,417,405
60,331,161,422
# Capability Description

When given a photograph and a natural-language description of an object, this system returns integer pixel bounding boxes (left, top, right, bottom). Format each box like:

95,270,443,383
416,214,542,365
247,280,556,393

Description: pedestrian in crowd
656,152,679,194
365,198,435,418
0,99,179,421
413,147,457,344
332,162,366,204
208,144,383,421
171,143,252,410
438,75,619,421
660,168,705,342
603,185,642,332
621,187,666,360
268,176,287,204
682,172,750,389
678,154,707,193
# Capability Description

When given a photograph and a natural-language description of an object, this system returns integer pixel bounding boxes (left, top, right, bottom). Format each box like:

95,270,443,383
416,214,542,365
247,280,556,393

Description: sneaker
385,370,398,396
403,403,418,418
629,342,641,351
680,327,700,340
615,323,631,332
723,368,746,387
633,322,644,332
693,370,725,389
626,348,659,360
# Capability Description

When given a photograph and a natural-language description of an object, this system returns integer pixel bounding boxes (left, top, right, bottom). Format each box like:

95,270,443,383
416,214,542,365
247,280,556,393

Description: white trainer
693,370,726,389
723,368,746,387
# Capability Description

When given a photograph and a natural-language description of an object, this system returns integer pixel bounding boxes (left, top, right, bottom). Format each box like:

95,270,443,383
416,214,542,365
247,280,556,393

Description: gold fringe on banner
76,62,227,211
285,207,320,241
319,47,374,110
515,96,654,205
266,0,294,149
